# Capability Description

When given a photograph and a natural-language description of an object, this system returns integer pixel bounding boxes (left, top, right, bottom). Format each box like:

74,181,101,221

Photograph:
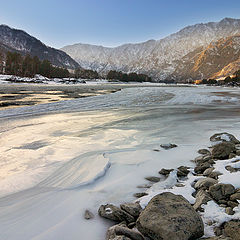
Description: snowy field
0,85,240,239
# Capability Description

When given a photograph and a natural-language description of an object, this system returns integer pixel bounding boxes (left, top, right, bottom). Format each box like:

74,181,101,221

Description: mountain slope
61,18,240,80
171,35,240,81
0,25,80,69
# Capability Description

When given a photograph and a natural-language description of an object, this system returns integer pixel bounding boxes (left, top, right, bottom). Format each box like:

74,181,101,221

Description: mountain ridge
61,17,240,81
0,24,80,69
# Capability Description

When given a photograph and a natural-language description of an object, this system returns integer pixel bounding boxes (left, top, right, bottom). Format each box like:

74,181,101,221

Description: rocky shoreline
93,132,240,240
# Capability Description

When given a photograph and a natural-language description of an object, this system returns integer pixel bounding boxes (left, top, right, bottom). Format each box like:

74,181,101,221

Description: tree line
106,70,152,82
2,51,69,78
0,50,152,81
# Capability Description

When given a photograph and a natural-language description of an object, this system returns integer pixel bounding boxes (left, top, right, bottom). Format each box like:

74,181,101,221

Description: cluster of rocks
94,133,240,240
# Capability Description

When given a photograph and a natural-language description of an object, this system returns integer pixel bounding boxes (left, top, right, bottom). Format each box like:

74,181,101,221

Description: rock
160,143,177,150
193,189,212,211
175,183,185,187
84,209,94,220
218,200,227,204
177,166,190,177
209,183,235,201
136,192,204,240
223,220,240,240
230,193,240,201
137,184,152,189
159,168,174,176
227,201,238,208
211,142,236,160
98,204,135,223
229,153,237,159
194,162,211,174
198,149,211,155
153,149,160,152
208,171,222,180
107,224,145,240
210,132,240,144
203,167,215,176
145,176,160,182
225,207,234,215
225,165,238,173
236,150,240,155
194,178,218,190
120,202,142,218
220,204,227,208
134,193,148,198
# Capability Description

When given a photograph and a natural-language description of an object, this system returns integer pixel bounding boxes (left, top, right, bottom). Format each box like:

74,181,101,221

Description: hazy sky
0,0,240,49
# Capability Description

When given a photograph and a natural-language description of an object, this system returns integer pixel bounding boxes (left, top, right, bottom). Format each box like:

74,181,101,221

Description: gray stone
211,142,236,160
145,176,160,183
193,189,212,210
98,204,135,223
136,192,204,240
210,132,240,144
229,153,237,159
194,162,212,174
107,224,145,240
227,201,239,208
120,202,142,218
134,193,148,198
194,178,218,190
159,168,174,176
198,149,211,155
223,220,240,240
177,166,190,177
160,143,177,150
208,171,222,180
203,167,215,176
137,184,152,189
84,209,94,220
209,183,235,201
236,150,240,156
225,207,234,215
225,165,239,173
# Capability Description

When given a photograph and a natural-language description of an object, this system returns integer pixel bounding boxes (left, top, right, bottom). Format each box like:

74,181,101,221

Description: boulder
211,142,236,160
177,166,190,177
203,167,214,176
159,168,174,176
198,149,211,155
209,184,235,201
120,202,142,218
194,162,211,174
223,220,240,240
107,223,144,240
160,143,177,150
225,207,234,215
194,178,218,190
227,201,238,208
98,204,135,223
230,193,240,201
145,176,160,182
193,189,212,211
134,193,148,198
208,171,222,180
136,192,204,240
210,132,240,144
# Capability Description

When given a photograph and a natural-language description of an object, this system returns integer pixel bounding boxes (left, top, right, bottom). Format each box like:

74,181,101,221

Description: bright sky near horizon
0,0,240,49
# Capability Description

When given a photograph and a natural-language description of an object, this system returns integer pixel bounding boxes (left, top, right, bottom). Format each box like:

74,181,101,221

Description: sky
0,0,240,49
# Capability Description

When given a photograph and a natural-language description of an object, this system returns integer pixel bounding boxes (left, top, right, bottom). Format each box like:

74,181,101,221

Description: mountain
0,25,80,69
61,18,240,81
171,35,240,81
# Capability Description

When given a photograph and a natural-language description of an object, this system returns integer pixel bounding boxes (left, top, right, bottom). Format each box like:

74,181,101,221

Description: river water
1,85,240,240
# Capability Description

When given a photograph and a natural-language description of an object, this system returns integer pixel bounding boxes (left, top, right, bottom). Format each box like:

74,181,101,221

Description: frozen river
1,85,240,240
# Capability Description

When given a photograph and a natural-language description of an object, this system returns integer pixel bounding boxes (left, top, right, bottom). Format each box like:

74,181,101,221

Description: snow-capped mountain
0,25,80,69
61,18,240,80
